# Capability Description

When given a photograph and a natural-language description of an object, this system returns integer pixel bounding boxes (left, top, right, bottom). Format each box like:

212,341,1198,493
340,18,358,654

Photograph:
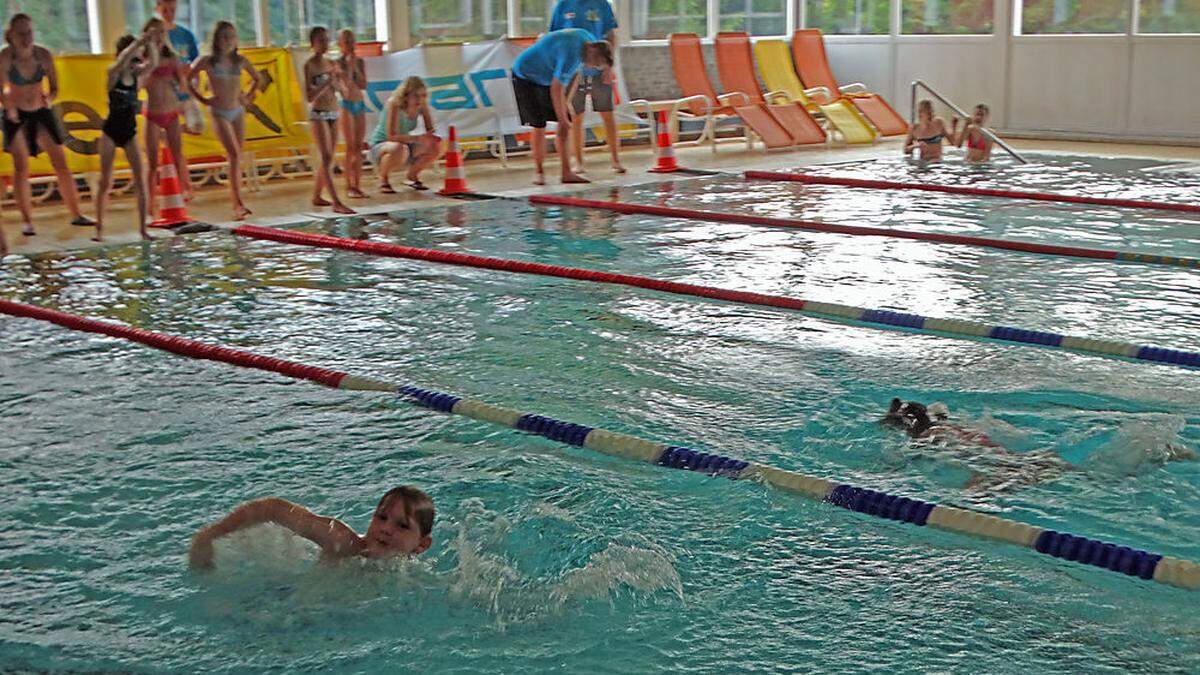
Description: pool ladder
910,80,1029,165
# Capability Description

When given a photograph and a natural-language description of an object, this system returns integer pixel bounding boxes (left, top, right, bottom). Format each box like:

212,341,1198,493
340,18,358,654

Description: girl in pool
368,76,440,193
304,26,354,214
189,486,434,569
335,29,369,199
903,99,949,163
96,33,155,242
188,21,260,221
141,17,192,212
952,103,993,164
0,14,94,237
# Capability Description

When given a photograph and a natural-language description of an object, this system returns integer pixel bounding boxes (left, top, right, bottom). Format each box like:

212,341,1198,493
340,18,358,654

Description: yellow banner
3,47,310,175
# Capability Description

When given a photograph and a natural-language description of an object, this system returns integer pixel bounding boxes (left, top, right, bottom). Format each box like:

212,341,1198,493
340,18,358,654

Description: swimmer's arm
189,497,361,569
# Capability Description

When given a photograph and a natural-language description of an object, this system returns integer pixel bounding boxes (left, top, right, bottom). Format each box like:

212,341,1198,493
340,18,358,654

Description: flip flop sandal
407,181,428,191
379,183,397,194
71,216,96,227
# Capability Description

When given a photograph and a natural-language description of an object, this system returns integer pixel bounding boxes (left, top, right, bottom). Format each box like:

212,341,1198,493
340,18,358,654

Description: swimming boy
189,485,434,569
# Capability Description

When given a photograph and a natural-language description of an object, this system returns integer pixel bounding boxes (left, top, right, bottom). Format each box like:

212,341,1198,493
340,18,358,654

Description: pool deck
2,137,1197,258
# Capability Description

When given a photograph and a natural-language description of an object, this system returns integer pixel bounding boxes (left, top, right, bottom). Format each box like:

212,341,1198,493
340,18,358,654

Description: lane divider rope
528,194,1200,270
3,298,1196,591
230,224,1200,371
745,171,1200,215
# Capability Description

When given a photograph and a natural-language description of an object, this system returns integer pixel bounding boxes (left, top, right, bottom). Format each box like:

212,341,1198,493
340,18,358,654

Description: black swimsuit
103,74,140,147
2,59,64,156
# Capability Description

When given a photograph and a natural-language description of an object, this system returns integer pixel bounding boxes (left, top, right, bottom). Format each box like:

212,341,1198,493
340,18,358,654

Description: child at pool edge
188,485,434,569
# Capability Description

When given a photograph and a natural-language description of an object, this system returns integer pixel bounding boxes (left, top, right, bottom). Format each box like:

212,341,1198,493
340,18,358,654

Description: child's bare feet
347,187,368,199
312,197,332,207
533,172,546,186
561,171,590,184
332,202,356,215
612,162,626,174
234,204,252,220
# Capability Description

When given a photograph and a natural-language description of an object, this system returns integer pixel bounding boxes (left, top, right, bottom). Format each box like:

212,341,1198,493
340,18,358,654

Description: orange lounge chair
668,32,753,150
713,32,826,146
791,29,908,137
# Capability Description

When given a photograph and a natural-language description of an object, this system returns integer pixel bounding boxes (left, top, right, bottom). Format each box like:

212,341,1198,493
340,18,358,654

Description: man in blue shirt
156,0,202,134
510,28,613,186
549,0,622,175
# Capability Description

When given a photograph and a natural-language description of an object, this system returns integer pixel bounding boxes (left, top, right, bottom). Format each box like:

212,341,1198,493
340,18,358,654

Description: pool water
2,154,1199,672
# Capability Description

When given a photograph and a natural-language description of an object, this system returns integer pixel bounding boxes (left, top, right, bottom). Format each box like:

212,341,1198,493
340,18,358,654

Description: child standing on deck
304,26,355,214
335,29,369,199
96,33,155,242
189,486,435,569
141,18,192,212
188,21,260,221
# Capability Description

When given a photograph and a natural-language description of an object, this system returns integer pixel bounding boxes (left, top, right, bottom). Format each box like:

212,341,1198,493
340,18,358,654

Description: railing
910,80,1028,165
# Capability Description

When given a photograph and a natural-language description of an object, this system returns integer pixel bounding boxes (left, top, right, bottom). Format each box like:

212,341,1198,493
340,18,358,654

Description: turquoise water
2,155,1199,672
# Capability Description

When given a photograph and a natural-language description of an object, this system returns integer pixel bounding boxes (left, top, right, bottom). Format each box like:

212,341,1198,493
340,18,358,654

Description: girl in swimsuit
96,33,155,243
952,103,993,164
187,21,260,221
141,18,192,212
335,29,369,199
903,99,949,163
0,13,94,239
304,26,354,215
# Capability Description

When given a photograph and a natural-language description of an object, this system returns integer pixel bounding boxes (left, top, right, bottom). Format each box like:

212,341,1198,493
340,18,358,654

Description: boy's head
363,486,434,558
583,41,614,70
882,398,934,438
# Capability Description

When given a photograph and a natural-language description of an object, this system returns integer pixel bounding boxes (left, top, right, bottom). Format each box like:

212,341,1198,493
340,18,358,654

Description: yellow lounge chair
753,38,878,145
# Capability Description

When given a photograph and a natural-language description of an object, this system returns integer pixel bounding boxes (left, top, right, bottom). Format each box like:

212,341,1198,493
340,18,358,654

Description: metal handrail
910,80,1028,164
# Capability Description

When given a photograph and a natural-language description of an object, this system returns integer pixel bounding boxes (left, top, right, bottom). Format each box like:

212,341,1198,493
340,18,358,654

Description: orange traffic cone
648,111,681,174
437,126,471,196
151,144,191,228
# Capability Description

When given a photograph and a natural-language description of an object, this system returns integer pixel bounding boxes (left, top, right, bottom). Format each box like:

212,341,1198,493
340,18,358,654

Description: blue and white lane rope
398,384,1200,591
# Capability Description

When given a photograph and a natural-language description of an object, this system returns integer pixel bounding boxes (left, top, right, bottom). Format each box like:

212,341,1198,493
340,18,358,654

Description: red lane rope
0,300,348,388
745,171,1200,214
529,195,1126,262
232,224,809,311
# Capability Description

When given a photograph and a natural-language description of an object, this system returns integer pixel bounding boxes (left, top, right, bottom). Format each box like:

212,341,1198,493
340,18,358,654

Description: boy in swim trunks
189,485,434,569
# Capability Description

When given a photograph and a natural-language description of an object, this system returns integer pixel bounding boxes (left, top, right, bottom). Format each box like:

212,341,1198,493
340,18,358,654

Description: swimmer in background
952,103,993,163
189,485,434,570
882,398,1196,492
904,99,948,163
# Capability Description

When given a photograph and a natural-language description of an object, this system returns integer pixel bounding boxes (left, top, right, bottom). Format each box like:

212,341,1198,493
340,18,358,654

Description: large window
519,0,552,36
125,0,257,47
1138,0,1200,32
6,1,90,54
719,0,787,34
805,0,890,34
268,0,376,45
902,0,993,33
630,0,708,38
1019,0,1127,33
410,0,508,42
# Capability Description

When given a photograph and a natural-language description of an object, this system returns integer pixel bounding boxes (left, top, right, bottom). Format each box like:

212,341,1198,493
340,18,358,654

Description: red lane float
529,194,1133,262
0,300,348,388
745,171,1200,214
232,225,810,312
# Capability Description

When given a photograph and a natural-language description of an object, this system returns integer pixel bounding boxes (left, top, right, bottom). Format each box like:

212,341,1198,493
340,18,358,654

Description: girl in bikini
367,76,440,193
952,103,994,164
304,26,354,215
335,29,369,199
141,18,192,212
188,21,260,220
903,99,949,163
0,13,94,238
96,33,155,242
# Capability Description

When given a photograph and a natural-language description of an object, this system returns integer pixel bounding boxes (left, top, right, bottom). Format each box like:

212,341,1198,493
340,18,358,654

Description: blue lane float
397,383,1200,591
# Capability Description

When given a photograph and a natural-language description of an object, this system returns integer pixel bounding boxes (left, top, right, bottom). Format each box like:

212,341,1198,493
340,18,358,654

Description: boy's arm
189,497,361,569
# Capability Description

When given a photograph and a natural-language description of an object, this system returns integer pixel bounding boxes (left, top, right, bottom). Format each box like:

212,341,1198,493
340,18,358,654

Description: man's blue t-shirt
549,0,617,41
168,23,199,64
512,28,590,87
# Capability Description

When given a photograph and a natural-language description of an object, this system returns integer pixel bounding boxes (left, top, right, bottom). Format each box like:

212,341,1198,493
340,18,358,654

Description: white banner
355,39,644,139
